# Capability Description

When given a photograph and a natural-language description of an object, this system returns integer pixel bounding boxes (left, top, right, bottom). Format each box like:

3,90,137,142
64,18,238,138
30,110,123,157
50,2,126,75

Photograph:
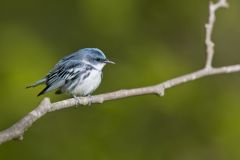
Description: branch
0,0,237,145
205,0,228,68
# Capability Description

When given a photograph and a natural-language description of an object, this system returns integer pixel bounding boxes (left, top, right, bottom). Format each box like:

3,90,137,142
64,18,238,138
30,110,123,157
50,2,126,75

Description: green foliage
0,0,240,159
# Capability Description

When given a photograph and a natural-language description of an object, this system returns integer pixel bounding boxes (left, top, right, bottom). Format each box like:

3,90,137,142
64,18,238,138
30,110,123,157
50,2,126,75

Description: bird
27,48,114,98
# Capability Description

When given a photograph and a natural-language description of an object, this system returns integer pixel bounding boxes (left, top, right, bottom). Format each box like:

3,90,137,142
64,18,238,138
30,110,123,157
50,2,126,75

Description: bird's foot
87,95,93,106
73,95,81,108
73,95,93,107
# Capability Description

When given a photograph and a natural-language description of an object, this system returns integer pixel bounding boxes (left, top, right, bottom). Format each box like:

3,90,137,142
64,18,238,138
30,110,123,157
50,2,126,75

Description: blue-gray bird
27,48,114,97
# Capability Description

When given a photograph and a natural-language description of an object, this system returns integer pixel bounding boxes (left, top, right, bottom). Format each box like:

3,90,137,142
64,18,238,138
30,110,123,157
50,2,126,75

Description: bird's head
80,48,115,70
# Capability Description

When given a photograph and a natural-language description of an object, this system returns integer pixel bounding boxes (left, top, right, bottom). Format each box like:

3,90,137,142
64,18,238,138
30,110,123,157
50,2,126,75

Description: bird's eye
96,58,101,61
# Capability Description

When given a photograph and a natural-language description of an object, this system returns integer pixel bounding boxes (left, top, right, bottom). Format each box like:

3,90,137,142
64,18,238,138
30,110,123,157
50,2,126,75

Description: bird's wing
38,60,91,96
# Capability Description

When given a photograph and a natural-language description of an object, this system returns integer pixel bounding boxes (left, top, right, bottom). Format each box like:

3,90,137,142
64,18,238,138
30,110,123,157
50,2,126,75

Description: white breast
72,69,102,96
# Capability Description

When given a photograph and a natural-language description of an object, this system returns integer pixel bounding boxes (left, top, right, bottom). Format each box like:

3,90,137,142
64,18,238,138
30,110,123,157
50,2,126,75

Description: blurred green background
0,0,240,159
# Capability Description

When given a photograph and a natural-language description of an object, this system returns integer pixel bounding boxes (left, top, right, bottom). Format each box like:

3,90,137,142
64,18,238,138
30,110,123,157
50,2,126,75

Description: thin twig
205,0,228,68
0,0,237,145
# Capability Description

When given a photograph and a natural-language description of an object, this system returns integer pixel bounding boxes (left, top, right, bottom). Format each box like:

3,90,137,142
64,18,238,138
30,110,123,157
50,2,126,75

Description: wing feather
38,60,91,96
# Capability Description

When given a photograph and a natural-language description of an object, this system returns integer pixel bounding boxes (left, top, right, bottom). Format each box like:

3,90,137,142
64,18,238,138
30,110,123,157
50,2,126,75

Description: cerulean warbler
27,48,114,97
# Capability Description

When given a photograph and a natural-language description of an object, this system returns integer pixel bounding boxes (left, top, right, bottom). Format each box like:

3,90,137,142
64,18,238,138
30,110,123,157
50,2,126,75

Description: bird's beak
104,59,115,64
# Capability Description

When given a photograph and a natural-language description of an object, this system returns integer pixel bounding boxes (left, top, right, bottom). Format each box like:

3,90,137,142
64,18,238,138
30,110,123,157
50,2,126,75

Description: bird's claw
73,95,92,107
87,95,93,106
73,95,81,108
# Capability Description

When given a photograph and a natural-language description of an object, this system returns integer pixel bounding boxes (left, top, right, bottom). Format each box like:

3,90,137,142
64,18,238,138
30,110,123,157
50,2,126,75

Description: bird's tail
26,78,46,88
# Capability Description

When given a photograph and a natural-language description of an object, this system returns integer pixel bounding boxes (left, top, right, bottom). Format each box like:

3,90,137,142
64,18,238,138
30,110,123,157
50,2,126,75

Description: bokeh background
0,0,240,159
